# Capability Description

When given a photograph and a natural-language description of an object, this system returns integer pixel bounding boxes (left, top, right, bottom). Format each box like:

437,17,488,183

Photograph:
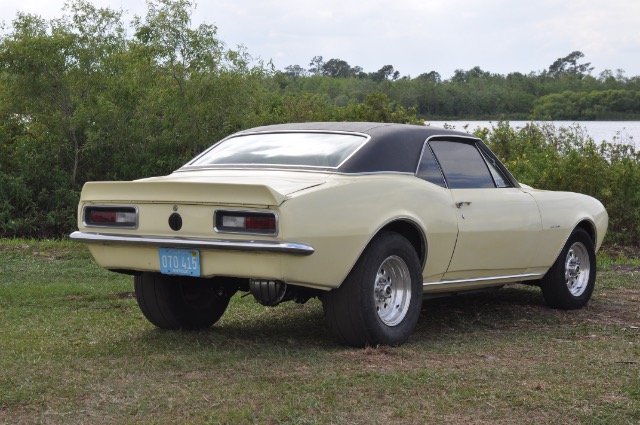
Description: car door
423,138,542,280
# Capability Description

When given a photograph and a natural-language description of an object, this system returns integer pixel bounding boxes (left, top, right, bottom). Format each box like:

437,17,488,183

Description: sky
1,0,639,79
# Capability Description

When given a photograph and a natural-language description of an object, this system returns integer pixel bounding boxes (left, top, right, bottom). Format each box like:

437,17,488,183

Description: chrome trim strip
343,171,415,176
174,166,414,176
423,273,544,287
69,231,314,256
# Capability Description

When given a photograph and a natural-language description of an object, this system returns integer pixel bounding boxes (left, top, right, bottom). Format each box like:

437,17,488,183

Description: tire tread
134,273,230,330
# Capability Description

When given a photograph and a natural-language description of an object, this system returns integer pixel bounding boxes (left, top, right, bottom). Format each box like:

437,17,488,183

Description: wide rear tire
541,228,596,310
134,273,234,330
322,231,423,347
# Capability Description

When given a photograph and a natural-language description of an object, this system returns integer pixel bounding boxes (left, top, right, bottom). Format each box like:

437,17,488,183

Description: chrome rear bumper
69,231,314,256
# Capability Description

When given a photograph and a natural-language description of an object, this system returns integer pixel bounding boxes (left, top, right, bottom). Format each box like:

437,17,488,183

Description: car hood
79,169,329,207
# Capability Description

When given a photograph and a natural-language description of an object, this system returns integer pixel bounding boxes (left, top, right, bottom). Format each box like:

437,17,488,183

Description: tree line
0,0,418,237
280,51,640,120
0,0,638,245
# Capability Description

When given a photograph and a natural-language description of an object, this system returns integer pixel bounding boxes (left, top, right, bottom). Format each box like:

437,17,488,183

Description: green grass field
0,240,638,424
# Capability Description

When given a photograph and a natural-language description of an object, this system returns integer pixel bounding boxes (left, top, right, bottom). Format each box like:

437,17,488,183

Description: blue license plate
159,248,201,277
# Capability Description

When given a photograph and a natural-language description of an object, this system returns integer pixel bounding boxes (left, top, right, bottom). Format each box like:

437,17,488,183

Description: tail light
215,210,277,236
84,206,138,228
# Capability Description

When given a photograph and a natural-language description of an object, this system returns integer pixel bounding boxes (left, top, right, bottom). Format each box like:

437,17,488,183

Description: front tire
322,231,423,347
134,273,234,330
541,228,596,309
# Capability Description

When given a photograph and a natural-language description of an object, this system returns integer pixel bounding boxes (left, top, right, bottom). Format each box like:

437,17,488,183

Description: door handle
455,201,472,208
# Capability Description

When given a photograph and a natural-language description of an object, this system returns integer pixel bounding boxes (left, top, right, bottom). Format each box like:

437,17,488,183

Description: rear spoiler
80,181,287,207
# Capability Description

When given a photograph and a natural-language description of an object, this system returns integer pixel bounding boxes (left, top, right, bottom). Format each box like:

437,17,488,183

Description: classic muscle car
71,122,608,347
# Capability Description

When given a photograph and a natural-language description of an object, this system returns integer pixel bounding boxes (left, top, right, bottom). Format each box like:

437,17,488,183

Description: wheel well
379,220,426,267
576,220,597,247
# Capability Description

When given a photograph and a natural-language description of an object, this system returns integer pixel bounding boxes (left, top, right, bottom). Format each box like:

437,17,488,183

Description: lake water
425,120,639,146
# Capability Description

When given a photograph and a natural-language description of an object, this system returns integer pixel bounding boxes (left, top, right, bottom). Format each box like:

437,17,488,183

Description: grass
0,239,638,424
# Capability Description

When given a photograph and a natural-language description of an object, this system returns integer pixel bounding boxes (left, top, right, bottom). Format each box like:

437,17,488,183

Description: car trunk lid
80,170,329,207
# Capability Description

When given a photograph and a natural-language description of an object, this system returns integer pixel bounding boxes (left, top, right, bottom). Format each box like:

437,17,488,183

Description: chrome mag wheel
565,242,590,297
374,255,412,326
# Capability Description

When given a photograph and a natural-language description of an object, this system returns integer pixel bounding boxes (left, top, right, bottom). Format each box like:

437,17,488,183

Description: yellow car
71,122,608,347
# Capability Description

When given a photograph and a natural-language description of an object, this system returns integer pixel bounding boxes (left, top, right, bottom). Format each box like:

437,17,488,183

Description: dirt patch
602,245,640,260
64,294,96,302
610,264,640,273
335,345,403,371
0,244,31,252
590,289,640,326
31,251,59,261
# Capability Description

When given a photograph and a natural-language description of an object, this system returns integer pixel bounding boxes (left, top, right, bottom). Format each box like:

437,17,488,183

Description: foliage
279,53,640,120
0,0,639,243
475,121,640,245
0,1,423,238
338,92,421,123
532,89,640,120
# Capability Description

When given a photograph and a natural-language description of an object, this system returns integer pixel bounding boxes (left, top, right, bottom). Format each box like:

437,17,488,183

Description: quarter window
482,152,511,188
430,140,495,189
416,144,446,187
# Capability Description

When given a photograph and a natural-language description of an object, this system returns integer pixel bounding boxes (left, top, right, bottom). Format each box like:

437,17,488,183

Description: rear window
188,132,368,169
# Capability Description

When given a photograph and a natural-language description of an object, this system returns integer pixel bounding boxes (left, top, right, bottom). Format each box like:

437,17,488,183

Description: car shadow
414,284,550,338
119,284,551,353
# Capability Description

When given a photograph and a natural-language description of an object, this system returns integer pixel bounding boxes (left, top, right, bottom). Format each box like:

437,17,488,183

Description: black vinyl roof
234,122,478,174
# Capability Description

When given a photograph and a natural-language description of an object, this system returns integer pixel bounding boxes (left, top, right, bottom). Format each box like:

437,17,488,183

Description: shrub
477,121,640,246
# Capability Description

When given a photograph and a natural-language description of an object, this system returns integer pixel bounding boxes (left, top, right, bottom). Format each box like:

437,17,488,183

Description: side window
416,143,446,188
429,140,495,189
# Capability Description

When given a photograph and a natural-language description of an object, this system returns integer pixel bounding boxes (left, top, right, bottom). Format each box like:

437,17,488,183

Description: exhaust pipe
249,279,287,306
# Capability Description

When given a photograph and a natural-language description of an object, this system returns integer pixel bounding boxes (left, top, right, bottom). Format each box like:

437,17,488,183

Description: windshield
187,132,368,169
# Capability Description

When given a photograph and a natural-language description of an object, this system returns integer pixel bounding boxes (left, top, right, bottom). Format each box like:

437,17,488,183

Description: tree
0,0,129,235
0,0,270,237
416,71,441,83
322,58,352,78
308,55,324,75
0,0,126,184
548,51,594,78
284,64,307,79
340,92,420,123
369,65,396,82
351,65,366,78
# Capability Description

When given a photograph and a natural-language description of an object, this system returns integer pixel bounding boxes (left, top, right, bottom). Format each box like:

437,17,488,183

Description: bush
477,121,640,246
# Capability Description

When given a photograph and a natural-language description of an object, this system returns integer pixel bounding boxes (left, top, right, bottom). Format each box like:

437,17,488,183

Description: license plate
159,248,201,277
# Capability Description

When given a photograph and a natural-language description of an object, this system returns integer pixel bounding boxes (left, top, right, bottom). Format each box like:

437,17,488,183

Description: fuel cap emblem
168,213,182,231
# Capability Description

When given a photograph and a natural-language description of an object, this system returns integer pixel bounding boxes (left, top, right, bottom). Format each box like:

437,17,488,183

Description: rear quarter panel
277,174,458,288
